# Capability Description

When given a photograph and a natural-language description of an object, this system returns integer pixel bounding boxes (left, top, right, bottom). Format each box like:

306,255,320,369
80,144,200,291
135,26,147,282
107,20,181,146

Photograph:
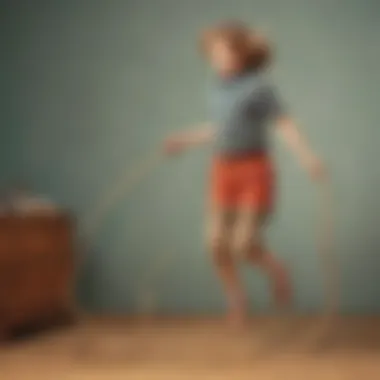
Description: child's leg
232,207,292,308
247,244,292,307
206,206,247,324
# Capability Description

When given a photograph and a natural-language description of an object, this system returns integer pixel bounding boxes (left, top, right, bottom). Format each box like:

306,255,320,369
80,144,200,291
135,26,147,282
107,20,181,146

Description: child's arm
275,116,326,181
164,123,215,155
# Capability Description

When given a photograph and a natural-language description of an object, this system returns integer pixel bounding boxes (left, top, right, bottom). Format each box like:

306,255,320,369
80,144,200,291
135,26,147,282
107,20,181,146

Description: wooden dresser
0,213,76,339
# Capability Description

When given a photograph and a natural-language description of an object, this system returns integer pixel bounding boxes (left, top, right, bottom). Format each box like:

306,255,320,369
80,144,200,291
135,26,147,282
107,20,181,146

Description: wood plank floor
1,316,380,379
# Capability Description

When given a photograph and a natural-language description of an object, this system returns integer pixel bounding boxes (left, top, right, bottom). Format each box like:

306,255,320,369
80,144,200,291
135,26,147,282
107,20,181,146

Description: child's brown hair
199,21,272,72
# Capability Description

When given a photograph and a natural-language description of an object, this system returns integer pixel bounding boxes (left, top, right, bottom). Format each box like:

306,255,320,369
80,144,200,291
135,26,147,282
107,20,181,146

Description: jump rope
81,147,338,320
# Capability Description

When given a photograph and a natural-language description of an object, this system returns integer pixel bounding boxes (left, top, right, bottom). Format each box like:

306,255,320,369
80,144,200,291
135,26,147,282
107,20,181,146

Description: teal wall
2,0,380,314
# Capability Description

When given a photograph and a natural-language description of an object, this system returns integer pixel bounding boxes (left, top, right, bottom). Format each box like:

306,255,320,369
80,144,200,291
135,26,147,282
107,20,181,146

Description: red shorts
209,153,275,212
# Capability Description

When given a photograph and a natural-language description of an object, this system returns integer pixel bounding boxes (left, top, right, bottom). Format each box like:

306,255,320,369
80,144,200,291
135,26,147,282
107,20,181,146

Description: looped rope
81,148,338,318
82,148,171,315
84,149,164,239
317,179,339,318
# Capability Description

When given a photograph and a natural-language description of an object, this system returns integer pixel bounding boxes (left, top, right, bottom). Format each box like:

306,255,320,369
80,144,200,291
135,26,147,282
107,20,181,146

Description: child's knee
246,244,264,262
209,233,223,252
232,229,260,257
232,235,251,256
207,232,230,265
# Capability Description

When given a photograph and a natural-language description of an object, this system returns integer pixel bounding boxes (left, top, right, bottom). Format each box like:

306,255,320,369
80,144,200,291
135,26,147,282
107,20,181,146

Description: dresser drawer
0,213,75,334
3,267,58,323
44,260,73,306
15,216,73,260
0,262,19,312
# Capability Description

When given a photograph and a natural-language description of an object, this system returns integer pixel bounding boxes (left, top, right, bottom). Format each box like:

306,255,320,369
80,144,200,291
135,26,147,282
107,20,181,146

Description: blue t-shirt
209,70,285,156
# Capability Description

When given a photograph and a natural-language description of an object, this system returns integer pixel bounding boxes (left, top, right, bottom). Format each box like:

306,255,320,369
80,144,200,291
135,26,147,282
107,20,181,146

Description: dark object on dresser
0,213,76,340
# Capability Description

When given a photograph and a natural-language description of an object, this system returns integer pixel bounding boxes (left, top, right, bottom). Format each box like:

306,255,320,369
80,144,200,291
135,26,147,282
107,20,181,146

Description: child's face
209,38,242,77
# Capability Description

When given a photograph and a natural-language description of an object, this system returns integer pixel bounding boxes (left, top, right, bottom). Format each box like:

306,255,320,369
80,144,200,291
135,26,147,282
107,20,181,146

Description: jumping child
163,21,326,326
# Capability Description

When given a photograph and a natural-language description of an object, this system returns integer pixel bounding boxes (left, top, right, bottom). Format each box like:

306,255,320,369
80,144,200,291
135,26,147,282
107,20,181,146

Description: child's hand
162,125,214,156
306,156,327,182
163,136,187,156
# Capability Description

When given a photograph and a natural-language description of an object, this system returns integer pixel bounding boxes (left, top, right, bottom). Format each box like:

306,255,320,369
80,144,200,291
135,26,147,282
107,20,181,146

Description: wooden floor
1,316,380,379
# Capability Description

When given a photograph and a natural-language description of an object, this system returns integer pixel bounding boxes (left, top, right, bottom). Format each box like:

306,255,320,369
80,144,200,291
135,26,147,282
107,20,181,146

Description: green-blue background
1,0,380,314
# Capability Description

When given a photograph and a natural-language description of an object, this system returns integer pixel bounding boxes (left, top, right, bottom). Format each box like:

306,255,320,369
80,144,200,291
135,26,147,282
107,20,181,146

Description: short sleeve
262,85,286,119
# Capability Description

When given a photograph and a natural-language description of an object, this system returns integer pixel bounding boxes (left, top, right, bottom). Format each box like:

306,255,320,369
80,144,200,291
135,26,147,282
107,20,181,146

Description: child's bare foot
226,296,249,329
273,276,292,310
227,309,249,329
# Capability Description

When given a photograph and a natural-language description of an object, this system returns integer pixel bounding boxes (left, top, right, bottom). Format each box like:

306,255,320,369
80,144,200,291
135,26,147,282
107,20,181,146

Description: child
163,21,326,326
